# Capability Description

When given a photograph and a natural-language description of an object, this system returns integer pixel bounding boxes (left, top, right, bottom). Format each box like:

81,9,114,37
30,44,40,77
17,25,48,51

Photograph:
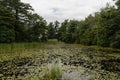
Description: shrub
40,61,62,80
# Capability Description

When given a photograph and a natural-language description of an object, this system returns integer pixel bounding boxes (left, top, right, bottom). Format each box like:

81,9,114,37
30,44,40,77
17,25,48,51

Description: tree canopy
0,0,120,49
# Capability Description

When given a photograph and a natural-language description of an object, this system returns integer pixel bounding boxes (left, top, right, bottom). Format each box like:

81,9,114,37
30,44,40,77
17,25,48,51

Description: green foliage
54,20,60,39
0,0,48,43
110,31,120,48
57,2,120,49
40,62,62,80
58,20,68,42
0,4,15,43
0,27,15,43
66,20,79,43
48,22,55,39
0,0,120,49
27,14,47,42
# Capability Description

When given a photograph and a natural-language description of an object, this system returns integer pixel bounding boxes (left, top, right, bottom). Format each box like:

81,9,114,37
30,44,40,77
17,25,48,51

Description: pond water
0,44,120,80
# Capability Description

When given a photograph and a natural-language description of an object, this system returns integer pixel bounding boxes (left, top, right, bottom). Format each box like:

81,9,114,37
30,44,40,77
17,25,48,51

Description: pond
0,44,120,80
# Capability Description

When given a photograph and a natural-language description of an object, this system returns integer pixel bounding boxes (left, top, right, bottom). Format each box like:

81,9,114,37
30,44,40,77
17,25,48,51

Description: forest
0,0,120,48
0,0,120,80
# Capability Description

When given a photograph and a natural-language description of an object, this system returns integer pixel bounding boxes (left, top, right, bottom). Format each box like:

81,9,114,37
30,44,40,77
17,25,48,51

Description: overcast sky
21,0,115,23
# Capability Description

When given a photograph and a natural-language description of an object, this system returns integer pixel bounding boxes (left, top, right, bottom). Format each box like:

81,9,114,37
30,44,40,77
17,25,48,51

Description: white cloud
21,0,115,23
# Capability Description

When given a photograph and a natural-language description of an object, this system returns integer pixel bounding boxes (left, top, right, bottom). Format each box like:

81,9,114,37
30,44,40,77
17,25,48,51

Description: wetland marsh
0,42,120,80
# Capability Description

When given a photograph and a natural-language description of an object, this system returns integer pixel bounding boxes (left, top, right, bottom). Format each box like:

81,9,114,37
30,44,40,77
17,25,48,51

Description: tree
66,20,79,43
79,14,99,45
110,31,120,48
58,20,68,41
27,14,47,42
48,22,55,39
54,20,60,39
58,20,78,43
0,4,15,43
2,0,33,42
98,4,118,47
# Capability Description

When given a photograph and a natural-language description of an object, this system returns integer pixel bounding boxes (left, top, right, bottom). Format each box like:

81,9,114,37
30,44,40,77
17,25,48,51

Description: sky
21,0,115,23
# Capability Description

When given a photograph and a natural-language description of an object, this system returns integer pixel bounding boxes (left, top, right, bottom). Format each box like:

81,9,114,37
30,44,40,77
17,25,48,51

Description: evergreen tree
48,22,55,39
0,3,15,43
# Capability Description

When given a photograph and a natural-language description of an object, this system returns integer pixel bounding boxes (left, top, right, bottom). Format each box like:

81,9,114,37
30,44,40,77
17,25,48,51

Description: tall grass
40,60,62,80
0,42,45,61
